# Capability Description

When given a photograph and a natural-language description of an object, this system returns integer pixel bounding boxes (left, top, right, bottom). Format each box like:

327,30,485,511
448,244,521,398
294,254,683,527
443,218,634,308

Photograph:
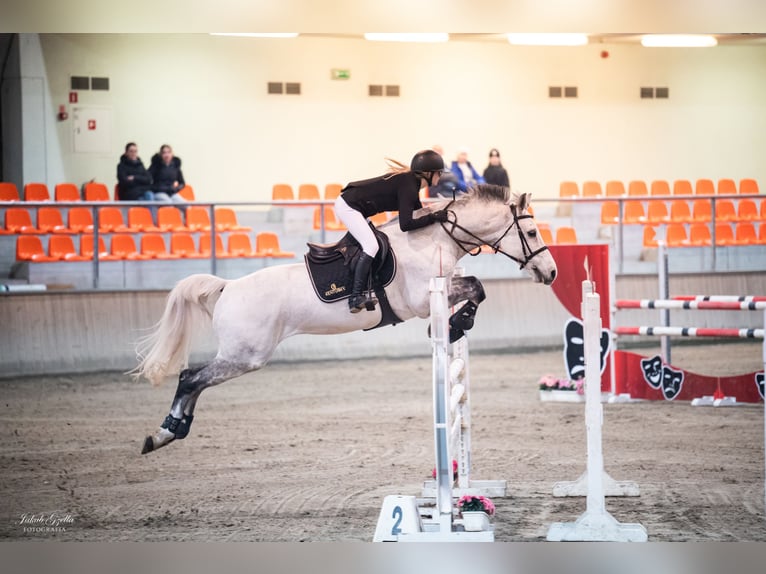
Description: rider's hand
431,209,449,223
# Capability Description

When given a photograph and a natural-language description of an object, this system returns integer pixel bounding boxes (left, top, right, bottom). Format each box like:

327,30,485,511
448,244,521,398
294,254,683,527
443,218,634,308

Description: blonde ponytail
383,157,411,179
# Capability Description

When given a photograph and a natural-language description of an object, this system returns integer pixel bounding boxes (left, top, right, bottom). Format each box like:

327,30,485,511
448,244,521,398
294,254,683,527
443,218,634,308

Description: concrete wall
14,33,766,201
1,272,764,378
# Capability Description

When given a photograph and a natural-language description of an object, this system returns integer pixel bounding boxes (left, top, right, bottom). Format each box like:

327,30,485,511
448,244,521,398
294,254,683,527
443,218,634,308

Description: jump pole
373,272,500,541
547,280,647,542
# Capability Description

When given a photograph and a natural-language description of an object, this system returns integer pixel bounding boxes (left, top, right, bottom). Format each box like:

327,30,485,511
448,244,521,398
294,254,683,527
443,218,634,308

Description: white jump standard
547,280,647,542
373,274,505,542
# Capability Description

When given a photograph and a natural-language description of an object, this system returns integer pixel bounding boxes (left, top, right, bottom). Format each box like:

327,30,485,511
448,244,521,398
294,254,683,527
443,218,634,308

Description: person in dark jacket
334,150,449,313
450,148,485,192
482,148,510,187
117,142,154,201
148,144,186,204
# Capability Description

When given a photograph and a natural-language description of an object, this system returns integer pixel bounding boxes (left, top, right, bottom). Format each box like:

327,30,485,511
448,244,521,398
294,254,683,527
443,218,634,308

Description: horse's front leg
447,275,486,342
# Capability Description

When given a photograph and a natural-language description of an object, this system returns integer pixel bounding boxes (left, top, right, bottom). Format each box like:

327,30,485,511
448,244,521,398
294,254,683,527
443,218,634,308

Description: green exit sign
331,68,351,80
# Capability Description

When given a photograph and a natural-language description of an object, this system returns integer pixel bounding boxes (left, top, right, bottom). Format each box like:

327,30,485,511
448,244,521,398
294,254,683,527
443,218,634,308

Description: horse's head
443,185,557,285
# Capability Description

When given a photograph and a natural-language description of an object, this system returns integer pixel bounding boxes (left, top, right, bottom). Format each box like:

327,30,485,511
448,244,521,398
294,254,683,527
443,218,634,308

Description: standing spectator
149,144,187,204
482,148,510,187
450,148,485,192
117,142,154,201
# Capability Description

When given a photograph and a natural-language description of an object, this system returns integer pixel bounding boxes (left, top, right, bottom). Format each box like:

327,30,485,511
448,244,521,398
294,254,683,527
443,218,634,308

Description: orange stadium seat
55,183,81,202
298,184,321,201
84,182,110,201
692,199,712,223
600,201,618,225
581,181,602,197
555,226,578,244
650,180,671,196
2,208,41,234
199,233,232,258
80,235,119,260
369,212,390,226
97,207,130,233
157,206,190,232
313,206,346,231
559,181,579,198
177,184,195,201
737,199,758,221
717,178,737,195
539,227,554,245
695,179,715,196
740,178,759,195
760,224,766,244
227,233,256,257
714,223,735,246
67,208,94,233
628,181,648,196
24,183,51,202
254,231,295,258
646,200,669,224
110,234,148,260
140,233,181,259
113,184,120,201
16,236,57,262
689,223,712,246
0,182,20,201
272,183,294,201
642,226,658,248
170,233,207,259
715,200,737,222
128,207,162,232
49,236,89,261
623,201,646,224
37,207,76,234
669,200,692,223
324,183,343,200
186,206,212,231
734,223,757,245
761,200,766,221
665,223,689,247
605,181,626,197
215,208,252,231
672,180,693,196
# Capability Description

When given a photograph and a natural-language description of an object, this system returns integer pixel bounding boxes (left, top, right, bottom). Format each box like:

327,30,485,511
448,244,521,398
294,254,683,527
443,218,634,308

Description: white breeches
334,196,379,257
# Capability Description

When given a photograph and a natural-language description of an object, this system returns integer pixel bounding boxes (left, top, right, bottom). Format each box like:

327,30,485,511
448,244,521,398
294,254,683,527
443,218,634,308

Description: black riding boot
348,253,378,313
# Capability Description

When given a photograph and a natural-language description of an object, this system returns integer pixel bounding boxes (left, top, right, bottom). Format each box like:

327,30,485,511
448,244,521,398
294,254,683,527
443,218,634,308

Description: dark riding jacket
341,172,436,231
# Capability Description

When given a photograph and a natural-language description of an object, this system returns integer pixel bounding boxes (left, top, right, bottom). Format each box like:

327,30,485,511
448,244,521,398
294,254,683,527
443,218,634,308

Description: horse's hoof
141,436,154,455
141,428,176,455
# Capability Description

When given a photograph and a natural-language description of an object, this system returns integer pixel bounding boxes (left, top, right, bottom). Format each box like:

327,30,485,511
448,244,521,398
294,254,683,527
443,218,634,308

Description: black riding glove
431,209,449,223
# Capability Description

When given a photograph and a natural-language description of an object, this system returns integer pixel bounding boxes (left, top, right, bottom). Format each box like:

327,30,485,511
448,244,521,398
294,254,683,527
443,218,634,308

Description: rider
335,150,450,313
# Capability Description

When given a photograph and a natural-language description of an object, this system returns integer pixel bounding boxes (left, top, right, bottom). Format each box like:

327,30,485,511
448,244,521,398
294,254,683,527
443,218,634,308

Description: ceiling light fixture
209,33,299,38
641,34,717,47
363,33,449,43
507,33,589,46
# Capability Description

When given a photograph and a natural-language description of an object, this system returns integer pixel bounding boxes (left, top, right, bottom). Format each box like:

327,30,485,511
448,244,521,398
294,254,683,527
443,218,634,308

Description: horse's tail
133,274,228,386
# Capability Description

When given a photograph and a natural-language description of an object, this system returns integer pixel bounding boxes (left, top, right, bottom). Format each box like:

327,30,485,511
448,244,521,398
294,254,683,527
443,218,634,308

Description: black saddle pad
304,227,396,303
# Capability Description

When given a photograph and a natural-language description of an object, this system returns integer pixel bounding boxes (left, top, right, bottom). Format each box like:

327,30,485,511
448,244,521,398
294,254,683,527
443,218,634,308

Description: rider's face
430,172,441,186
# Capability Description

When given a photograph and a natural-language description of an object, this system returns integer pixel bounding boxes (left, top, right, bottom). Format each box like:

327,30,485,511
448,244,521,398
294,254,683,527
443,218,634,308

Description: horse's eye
527,229,537,238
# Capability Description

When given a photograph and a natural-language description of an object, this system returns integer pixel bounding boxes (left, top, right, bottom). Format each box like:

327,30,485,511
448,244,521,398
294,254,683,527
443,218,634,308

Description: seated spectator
482,148,510,187
450,148,485,192
117,142,153,201
149,144,186,204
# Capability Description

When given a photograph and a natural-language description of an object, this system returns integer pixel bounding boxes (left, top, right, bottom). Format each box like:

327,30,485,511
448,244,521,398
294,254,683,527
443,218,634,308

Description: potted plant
538,374,585,402
457,494,496,532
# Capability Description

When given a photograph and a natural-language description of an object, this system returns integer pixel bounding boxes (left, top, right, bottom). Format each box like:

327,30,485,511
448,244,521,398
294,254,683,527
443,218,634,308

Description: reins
439,202,549,270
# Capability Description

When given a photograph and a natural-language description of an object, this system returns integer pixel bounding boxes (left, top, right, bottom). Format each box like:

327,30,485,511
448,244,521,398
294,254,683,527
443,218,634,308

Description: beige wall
36,34,766,201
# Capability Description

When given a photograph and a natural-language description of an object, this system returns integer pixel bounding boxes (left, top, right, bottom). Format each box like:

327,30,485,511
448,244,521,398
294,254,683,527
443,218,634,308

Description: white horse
137,185,557,454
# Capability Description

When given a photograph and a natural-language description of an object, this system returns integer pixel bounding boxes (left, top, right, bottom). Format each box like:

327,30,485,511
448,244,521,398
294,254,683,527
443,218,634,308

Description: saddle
304,225,401,329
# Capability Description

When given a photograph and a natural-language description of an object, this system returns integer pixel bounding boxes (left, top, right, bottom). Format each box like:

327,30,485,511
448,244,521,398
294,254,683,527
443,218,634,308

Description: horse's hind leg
141,358,253,454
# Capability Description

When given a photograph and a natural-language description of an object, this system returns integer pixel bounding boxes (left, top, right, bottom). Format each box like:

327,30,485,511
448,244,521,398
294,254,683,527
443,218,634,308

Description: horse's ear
517,192,530,212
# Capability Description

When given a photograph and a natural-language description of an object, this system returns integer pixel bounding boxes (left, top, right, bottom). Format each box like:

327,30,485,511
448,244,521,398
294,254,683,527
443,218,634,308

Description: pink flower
575,378,585,395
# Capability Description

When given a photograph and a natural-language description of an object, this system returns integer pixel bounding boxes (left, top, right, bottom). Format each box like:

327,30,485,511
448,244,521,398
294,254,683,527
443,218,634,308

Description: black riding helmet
411,149,445,186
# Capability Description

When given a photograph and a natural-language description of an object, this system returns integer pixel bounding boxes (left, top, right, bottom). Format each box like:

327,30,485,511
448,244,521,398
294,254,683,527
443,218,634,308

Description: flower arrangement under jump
457,494,496,516
538,374,585,394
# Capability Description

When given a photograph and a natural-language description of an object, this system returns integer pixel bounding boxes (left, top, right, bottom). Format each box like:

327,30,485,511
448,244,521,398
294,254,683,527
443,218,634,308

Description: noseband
439,203,549,270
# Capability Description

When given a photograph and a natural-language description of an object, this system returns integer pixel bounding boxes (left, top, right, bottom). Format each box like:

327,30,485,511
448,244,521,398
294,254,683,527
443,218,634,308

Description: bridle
438,202,549,270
